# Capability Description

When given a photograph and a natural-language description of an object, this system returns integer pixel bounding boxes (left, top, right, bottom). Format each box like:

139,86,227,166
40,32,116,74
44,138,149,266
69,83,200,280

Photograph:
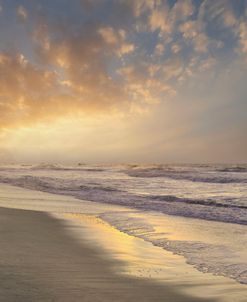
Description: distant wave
125,166,247,183
216,166,247,173
78,184,122,192
149,195,247,210
31,163,105,172
31,163,65,170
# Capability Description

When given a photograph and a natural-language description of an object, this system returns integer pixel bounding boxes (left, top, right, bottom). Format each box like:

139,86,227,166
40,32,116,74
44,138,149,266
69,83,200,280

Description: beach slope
0,206,215,302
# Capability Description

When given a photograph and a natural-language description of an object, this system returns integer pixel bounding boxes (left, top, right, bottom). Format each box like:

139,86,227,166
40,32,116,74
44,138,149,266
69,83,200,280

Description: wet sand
0,206,215,302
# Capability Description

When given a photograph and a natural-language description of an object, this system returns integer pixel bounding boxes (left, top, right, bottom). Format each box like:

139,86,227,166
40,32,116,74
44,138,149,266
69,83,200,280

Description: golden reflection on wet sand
60,213,247,302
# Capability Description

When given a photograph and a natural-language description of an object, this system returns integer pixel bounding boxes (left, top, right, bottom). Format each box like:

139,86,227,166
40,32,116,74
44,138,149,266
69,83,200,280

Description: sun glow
1,114,142,163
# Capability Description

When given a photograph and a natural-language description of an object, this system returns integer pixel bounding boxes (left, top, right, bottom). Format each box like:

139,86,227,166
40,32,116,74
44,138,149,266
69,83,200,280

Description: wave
125,166,247,183
30,163,105,172
0,175,246,225
0,175,122,196
31,163,64,170
216,166,247,173
149,195,247,210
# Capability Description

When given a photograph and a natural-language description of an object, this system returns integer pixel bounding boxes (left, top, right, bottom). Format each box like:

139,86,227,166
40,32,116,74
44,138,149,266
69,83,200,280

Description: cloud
98,27,119,44
223,9,238,27
171,43,181,54
162,57,184,80
154,43,165,55
148,4,171,34
118,60,176,106
200,0,238,28
0,52,65,129
238,21,247,59
98,27,135,56
0,13,162,130
171,0,194,20
194,33,208,53
179,20,209,53
32,22,136,110
129,0,157,17
17,5,28,21
179,20,198,39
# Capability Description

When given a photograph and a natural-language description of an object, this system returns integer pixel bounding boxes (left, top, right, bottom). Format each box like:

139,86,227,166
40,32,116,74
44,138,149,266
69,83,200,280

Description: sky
0,0,246,164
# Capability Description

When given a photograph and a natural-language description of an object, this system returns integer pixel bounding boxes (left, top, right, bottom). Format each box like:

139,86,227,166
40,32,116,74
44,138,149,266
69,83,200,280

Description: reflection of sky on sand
126,211,247,261
62,213,247,302
100,210,247,285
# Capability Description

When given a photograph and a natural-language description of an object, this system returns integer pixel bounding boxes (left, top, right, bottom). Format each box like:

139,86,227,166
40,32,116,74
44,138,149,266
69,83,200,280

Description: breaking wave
124,164,247,183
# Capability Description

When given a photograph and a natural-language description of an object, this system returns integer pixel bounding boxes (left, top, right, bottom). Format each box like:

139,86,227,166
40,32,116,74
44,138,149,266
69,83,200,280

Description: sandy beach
0,205,217,302
0,184,246,302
